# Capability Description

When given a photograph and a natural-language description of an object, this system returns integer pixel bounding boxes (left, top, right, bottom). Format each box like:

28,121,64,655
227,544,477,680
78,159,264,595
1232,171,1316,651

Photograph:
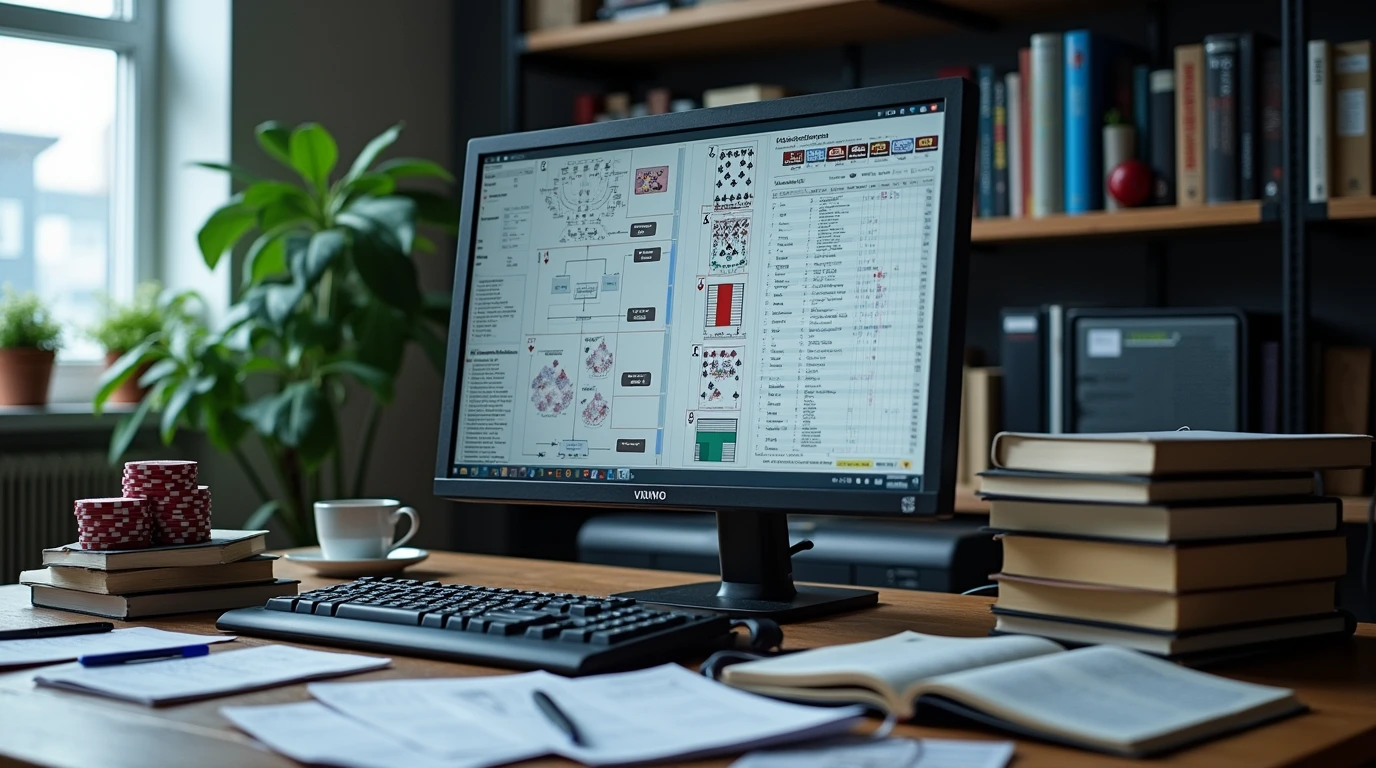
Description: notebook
985,496,1340,542
720,631,1304,757
41,530,268,570
991,610,1352,657
977,468,1317,504
21,555,278,595
29,579,299,619
991,430,1371,475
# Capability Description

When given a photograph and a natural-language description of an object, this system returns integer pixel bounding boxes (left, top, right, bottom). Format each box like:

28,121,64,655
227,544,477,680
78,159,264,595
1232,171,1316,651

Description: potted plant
95,121,457,545
0,287,63,406
89,283,197,404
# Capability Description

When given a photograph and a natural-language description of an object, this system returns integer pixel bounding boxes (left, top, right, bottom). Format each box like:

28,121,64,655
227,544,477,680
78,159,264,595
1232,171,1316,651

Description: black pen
0,622,114,641
532,689,588,747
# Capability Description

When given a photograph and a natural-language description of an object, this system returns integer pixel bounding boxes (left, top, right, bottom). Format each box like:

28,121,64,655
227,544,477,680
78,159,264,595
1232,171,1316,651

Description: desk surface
1,552,1375,768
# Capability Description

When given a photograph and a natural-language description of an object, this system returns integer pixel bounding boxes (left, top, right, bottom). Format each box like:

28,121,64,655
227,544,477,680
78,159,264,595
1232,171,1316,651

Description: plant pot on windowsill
0,347,56,406
103,350,151,405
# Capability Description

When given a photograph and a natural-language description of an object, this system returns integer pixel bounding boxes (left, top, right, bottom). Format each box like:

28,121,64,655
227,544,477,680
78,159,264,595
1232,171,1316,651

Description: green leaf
242,181,310,210
351,231,422,313
93,336,159,413
320,360,393,402
197,200,257,269
263,280,306,326
395,190,460,232
345,123,403,183
108,390,156,465
334,173,397,214
259,196,317,232
160,377,198,444
240,356,285,375
203,398,249,453
137,357,179,388
289,123,338,193
353,301,409,376
411,320,447,373
338,195,416,255
413,234,437,254
242,230,289,287
296,229,347,287
255,121,294,168
238,389,290,437
376,157,454,183
192,161,265,186
278,381,336,464
244,500,280,531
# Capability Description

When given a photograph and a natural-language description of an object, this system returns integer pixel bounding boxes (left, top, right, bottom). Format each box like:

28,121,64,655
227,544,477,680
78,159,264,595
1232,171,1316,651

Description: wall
225,0,460,549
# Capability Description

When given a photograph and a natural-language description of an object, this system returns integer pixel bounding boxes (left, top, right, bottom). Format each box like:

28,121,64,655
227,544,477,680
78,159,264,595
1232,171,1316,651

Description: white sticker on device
1087,328,1123,358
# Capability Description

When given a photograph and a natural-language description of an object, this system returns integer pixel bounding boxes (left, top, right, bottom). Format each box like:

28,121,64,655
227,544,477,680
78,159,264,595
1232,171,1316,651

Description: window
0,0,156,371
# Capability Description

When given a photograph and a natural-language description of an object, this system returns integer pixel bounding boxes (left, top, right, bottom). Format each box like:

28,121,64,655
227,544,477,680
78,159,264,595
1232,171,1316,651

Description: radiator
0,452,121,583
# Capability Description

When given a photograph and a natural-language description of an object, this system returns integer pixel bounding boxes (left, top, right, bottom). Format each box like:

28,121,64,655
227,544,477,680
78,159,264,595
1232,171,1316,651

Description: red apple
1108,160,1153,208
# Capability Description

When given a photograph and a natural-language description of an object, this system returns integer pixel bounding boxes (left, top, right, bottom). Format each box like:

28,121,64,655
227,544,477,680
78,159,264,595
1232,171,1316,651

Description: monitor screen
441,87,969,516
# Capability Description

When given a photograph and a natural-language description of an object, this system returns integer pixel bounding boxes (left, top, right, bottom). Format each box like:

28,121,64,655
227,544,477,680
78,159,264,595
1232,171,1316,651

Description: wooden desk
2,552,1376,768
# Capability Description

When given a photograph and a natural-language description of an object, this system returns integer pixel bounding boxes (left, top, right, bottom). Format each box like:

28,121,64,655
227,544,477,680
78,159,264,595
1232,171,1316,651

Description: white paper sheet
0,627,234,669
35,644,390,705
223,701,530,768
730,737,1014,768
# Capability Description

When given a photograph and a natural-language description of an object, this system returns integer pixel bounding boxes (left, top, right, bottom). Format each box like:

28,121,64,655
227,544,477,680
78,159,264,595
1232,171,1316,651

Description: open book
720,632,1303,757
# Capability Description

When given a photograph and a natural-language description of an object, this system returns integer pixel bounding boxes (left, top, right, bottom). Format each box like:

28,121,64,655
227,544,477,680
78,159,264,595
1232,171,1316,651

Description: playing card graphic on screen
704,281,745,337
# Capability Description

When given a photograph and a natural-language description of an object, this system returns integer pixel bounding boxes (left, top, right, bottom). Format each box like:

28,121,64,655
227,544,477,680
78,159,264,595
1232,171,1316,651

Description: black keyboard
216,576,733,675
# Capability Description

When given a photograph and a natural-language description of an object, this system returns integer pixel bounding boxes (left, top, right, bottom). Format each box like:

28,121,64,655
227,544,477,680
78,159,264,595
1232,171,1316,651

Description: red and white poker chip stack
73,498,152,550
121,460,212,546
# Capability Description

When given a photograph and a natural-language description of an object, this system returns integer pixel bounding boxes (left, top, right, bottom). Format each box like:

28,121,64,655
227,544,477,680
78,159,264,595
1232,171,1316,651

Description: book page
723,631,1063,701
921,645,1296,745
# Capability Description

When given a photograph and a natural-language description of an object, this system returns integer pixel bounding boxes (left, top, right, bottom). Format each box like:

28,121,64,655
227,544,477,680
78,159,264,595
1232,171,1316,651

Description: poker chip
74,497,146,509
73,458,212,549
124,459,197,471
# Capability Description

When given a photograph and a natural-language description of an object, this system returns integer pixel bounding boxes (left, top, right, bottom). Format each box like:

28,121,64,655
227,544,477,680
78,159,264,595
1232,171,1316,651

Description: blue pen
79,644,210,668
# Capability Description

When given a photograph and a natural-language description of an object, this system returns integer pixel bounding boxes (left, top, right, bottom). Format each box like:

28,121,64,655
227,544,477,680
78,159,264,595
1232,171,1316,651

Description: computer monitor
436,79,976,621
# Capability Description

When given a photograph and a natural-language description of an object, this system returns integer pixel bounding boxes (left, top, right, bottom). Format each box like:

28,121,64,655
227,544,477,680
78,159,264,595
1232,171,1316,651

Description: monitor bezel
434,78,975,517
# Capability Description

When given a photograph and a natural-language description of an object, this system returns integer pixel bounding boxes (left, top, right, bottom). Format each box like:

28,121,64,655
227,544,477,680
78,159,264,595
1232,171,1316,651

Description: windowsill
0,402,147,434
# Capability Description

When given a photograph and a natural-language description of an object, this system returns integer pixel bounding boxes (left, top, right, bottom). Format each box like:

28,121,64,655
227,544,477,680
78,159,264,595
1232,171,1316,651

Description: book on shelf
720,631,1303,757
1006,71,1024,218
1030,33,1064,218
524,0,599,30
29,579,300,620
990,429,1372,475
1238,33,1265,200
1176,43,1207,206
976,65,996,218
994,74,1012,217
978,468,1318,504
963,368,1003,485
1064,30,1108,214
1309,40,1331,202
998,532,1347,592
1263,45,1284,202
985,495,1340,542
1017,47,1032,215
1150,69,1177,204
1133,63,1151,162
992,609,1352,658
41,530,269,571
20,555,279,595
998,308,1048,433
992,573,1340,632
1204,34,1240,204
1334,40,1372,198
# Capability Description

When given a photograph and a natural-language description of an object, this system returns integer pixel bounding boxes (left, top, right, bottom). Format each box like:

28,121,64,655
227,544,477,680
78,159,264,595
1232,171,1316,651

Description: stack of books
979,430,1372,661
21,530,297,619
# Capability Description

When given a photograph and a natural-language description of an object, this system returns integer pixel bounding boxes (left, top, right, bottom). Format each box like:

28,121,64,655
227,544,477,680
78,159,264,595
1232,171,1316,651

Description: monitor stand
613,510,879,623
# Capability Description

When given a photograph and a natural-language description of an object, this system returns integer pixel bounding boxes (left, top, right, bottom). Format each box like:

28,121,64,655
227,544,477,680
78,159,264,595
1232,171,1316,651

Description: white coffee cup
314,499,419,560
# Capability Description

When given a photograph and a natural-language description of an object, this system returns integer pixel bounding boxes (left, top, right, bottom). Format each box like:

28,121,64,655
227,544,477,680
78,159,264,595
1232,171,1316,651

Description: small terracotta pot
0,347,56,406
104,350,152,405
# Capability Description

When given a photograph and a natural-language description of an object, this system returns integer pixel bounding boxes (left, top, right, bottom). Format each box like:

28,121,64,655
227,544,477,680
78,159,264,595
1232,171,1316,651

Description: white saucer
284,547,429,577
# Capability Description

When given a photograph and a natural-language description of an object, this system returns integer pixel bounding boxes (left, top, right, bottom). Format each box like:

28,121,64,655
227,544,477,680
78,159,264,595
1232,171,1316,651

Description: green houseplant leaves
96,121,457,545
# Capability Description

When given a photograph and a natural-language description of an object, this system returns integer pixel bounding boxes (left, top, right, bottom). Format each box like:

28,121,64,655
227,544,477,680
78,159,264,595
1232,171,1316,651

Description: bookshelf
971,202,1265,244
1324,197,1376,222
524,0,1107,60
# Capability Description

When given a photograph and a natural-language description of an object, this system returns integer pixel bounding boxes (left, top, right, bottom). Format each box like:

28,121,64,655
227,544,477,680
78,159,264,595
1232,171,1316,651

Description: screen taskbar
450,464,924,492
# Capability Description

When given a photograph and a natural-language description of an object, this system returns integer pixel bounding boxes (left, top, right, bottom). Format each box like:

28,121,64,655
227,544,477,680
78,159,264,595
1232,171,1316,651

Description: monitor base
615,581,878,623
612,509,879,623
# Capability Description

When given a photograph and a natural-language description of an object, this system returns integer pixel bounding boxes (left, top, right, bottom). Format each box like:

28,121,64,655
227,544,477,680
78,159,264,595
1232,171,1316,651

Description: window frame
0,0,159,401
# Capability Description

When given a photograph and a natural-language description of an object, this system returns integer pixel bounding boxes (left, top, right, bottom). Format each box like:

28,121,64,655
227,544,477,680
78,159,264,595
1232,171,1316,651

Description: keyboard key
421,613,447,629
264,597,297,612
525,625,563,640
465,618,492,633
335,603,424,626
569,604,602,618
559,628,592,642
